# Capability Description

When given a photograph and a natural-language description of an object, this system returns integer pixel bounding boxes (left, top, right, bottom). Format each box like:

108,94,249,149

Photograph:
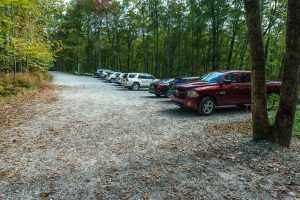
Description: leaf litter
0,72,299,199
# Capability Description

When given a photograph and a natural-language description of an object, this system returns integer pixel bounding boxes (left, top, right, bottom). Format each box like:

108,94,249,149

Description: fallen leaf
46,173,62,179
39,192,50,200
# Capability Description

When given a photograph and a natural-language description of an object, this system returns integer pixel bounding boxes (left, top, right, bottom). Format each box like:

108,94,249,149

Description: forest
0,0,289,79
0,0,299,145
0,0,64,97
53,0,288,79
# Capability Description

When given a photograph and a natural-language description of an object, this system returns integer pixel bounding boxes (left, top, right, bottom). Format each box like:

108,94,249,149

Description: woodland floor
0,72,299,200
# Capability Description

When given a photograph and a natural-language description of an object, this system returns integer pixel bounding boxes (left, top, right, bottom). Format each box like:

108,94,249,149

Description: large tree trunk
273,0,300,148
244,0,271,140
211,0,217,70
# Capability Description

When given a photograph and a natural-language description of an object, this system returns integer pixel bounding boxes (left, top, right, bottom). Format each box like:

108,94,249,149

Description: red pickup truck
171,71,282,115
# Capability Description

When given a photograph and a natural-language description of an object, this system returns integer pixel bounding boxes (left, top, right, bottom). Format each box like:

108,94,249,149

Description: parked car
121,73,129,86
123,73,156,91
171,71,282,115
103,71,114,79
168,77,200,96
149,78,174,97
99,70,114,79
95,68,102,76
115,73,123,85
106,72,121,82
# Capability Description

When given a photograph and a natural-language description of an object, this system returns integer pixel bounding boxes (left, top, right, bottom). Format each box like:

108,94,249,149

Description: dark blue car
168,77,200,96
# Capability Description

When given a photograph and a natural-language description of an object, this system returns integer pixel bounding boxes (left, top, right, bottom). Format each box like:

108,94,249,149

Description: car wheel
110,78,115,83
132,83,140,91
198,97,215,116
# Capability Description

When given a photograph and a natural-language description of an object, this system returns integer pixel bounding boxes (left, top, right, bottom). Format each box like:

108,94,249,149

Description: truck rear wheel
198,97,215,116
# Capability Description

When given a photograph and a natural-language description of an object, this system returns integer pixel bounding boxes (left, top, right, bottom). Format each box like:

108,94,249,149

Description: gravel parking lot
0,72,299,199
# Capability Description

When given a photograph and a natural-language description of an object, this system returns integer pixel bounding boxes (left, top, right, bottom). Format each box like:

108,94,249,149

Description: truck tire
198,97,215,116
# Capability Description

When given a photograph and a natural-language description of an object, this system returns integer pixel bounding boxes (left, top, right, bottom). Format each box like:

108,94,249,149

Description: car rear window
123,73,128,78
147,75,155,79
129,74,137,78
240,73,251,83
138,74,146,79
224,73,238,83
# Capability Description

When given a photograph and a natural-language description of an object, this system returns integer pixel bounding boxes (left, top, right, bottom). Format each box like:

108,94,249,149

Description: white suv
106,72,121,82
124,73,156,91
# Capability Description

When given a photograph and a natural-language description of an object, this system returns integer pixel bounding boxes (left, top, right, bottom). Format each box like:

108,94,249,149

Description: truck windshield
200,72,223,83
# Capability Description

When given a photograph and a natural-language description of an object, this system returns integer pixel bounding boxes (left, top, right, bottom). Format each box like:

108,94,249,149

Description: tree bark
211,0,217,70
226,18,238,70
141,1,148,73
273,0,300,148
244,0,271,140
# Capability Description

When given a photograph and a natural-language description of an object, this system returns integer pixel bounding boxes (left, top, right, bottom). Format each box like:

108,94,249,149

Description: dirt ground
0,72,299,200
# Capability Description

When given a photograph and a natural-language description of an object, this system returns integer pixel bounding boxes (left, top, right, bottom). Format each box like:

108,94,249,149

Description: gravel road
1,72,299,199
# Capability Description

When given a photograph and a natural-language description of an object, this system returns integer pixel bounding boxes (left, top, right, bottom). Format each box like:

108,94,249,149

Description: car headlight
187,90,199,97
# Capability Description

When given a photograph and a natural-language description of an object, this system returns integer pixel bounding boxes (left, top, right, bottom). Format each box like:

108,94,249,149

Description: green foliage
0,0,65,74
268,94,300,136
294,106,300,136
54,0,287,79
267,93,280,113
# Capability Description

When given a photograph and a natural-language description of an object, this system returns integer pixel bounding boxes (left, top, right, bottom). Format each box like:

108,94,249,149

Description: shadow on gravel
140,95,170,99
159,106,248,118
158,108,200,117
113,88,129,91
157,100,172,104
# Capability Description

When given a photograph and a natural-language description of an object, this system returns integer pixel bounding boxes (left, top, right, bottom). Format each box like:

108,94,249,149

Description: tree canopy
53,0,287,79
0,0,64,74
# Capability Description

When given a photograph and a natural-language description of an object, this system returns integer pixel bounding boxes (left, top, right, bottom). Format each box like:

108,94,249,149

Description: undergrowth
0,72,51,106
268,93,300,136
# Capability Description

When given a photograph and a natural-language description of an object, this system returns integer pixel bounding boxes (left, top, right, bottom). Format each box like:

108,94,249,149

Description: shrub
0,72,51,97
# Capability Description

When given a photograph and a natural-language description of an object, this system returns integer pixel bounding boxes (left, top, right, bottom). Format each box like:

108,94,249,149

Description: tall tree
244,0,270,140
245,0,300,147
273,0,300,147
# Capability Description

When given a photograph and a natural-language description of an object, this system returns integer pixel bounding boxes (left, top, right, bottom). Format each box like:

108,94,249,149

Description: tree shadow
202,139,287,166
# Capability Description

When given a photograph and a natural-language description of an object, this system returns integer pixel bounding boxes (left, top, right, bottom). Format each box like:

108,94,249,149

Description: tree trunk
13,45,17,88
211,0,217,70
244,0,271,140
141,2,148,73
127,39,131,72
226,19,238,70
273,0,300,148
